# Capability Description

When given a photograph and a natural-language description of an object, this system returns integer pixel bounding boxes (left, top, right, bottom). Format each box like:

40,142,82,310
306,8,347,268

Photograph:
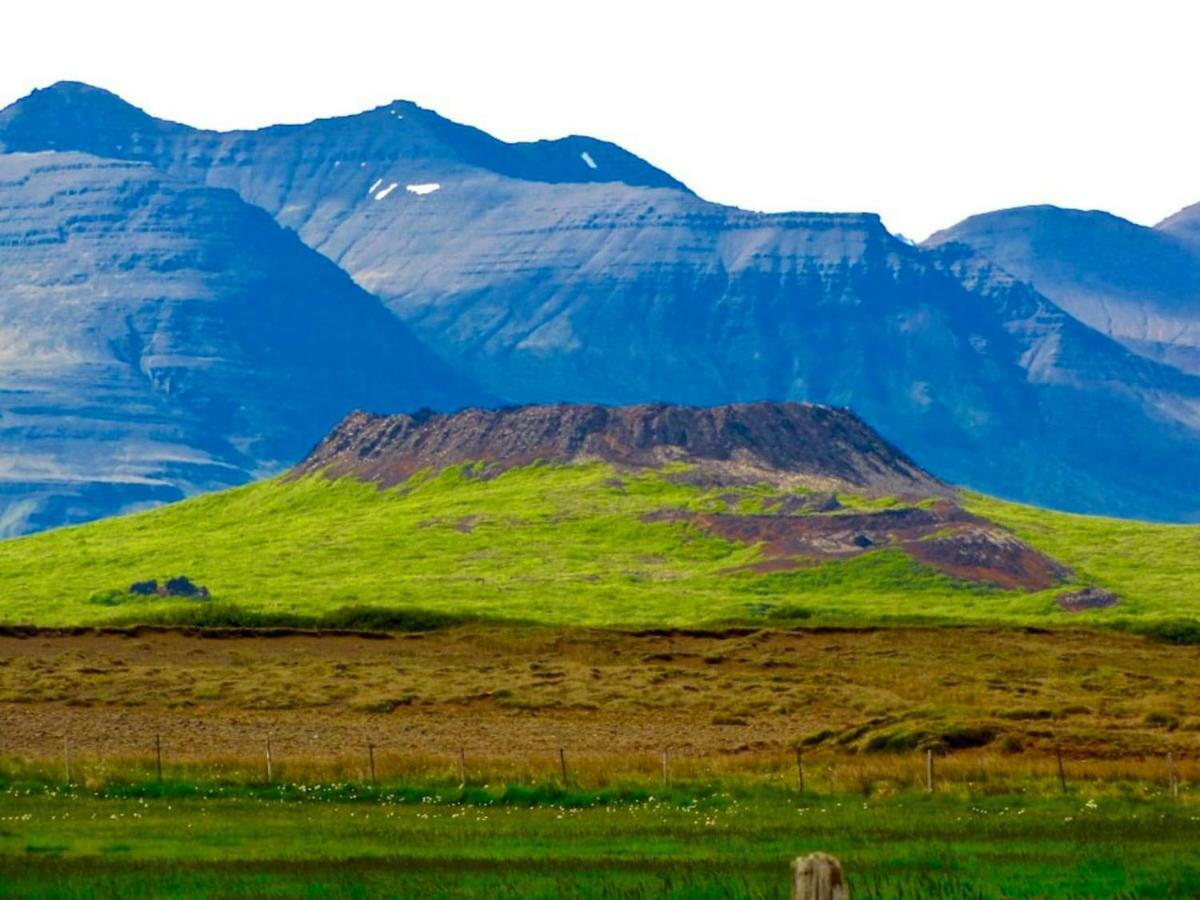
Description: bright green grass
0,462,1197,628
0,785,1196,898
965,493,1200,623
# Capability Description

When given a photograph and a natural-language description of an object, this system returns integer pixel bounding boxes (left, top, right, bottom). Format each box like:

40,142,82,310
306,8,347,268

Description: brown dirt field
1,625,1197,767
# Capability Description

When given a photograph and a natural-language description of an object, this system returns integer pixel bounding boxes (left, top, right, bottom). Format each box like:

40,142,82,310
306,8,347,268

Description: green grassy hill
0,461,1197,629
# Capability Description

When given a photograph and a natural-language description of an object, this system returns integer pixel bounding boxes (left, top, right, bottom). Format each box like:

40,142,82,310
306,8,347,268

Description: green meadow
0,780,1196,898
0,463,1197,628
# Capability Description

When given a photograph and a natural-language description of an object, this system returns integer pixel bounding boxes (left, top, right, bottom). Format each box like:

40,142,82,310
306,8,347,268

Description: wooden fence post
926,749,934,794
368,743,376,783
791,852,848,900
63,735,72,786
796,749,804,795
1168,752,1179,800
558,747,568,786
1056,746,1067,794
662,748,670,787
266,735,274,784
458,748,467,786
155,733,163,783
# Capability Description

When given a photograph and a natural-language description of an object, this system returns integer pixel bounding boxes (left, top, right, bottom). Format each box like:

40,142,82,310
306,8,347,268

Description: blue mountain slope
927,205,1200,375
4,82,1200,521
0,150,485,534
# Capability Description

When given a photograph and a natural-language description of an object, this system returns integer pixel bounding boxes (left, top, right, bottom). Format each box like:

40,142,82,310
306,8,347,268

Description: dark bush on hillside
318,605,469,632
1119,618,1200,645
762,604,814,622
112,603,482,633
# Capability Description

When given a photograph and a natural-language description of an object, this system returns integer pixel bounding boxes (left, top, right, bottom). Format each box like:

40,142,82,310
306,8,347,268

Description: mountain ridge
926,204,1200,375
6,82,1200,521
0,82,689,192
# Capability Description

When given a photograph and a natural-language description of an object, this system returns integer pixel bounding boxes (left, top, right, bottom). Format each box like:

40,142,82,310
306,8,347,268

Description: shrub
110,603,487,633
1118,619,1200,645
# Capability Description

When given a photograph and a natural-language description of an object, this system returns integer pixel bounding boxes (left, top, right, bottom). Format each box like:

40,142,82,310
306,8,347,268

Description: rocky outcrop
129,577,210,599
1057,587,1120,612
295,402,946,497
649,500,1069,591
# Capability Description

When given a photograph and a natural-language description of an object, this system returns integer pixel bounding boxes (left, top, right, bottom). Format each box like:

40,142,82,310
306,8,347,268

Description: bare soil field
1,625,1198,776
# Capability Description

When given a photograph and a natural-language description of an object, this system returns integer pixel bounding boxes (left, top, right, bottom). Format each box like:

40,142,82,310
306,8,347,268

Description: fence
9,734,1194,798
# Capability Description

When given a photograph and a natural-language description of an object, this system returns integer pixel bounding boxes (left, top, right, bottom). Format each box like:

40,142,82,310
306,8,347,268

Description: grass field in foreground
0,462,1198,627
0,782,1197,898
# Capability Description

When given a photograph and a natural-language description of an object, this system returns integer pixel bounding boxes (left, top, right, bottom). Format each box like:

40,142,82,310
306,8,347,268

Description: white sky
2,0,1198,240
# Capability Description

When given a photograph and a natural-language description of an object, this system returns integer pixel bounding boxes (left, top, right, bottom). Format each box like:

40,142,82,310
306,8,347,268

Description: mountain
1156,202,1200,246
0,401,1101,628
926,205,1200,374
6,83,1200,520
0,149,483,534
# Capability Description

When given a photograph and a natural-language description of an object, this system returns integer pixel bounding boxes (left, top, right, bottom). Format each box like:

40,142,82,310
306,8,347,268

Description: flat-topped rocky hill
296,402,946,497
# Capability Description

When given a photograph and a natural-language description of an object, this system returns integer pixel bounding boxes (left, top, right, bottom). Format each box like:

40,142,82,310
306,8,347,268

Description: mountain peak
0,80,183,155
1157,201,1200,245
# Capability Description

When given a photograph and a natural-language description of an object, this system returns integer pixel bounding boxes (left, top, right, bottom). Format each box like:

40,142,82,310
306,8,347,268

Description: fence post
796,749,804,795
791,852,848,900
1056,746,1067,794
459,748,467,786
63,735,72,786
926,749,934,794
368,743,376,783
662,747,670,787
266,735,274,784
1168,752,1179,800
558,747,568,786
155,733,163,783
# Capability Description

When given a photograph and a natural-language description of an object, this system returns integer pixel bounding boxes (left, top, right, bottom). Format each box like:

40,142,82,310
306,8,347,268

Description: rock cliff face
6,83,1200,520
296,402,944,496
0,151,483,534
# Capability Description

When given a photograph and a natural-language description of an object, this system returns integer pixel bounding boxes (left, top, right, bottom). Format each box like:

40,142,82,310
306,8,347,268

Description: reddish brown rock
295,402,945,498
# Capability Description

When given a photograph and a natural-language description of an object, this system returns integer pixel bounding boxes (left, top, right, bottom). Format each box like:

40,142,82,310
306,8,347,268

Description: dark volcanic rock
295,402,946,497
1056,587,1120,612
128,576,210,599
689,502,1067,591
907,525,1072,592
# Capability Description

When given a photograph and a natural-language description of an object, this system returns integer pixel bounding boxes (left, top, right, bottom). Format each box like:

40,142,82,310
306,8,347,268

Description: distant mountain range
1,81,1200,530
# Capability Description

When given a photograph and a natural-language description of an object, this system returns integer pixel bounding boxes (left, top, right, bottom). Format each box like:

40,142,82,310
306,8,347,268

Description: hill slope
6,84,1200,519
0,401,1194,629
926,205,1200,374
0,150,484,534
